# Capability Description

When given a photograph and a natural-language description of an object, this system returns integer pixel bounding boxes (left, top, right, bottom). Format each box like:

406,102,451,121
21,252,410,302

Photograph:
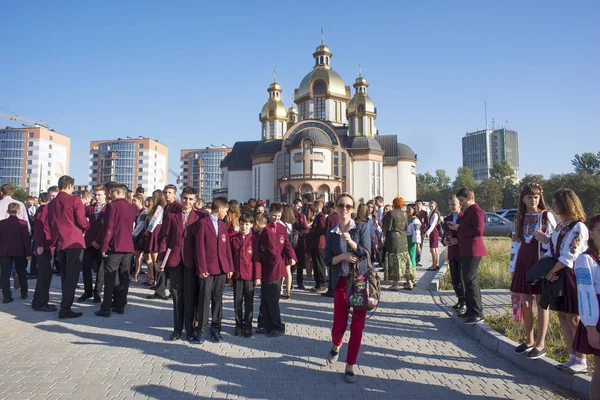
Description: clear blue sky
2,0,598,185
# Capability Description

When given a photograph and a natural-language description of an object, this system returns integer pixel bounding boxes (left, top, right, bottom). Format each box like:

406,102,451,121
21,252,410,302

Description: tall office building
180,146,231,200
462,127,519,182
89,137,168,193
0,125,70,195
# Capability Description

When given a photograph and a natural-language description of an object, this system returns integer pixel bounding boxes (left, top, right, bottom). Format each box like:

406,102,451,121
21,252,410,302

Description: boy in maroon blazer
230,213,261,338
442,196,465,314
306,200,327,293
0,203,31,303
48,175,90,319
448,188,487,325
79,183,108,304
161,187,202,341
193,197,234,344
96,184,137,317
256,204,297,337
31,192,57,312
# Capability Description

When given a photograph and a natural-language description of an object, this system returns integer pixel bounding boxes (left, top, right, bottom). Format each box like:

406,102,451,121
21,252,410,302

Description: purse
346,251,381,316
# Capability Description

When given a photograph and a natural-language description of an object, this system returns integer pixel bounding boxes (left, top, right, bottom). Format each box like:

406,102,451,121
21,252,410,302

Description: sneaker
556,357,576,370
464,316,484,325
326,348,339,365
568,362,589,374
527,347,546,359
345,371,358,383
514,343,535,354
296,284,306,290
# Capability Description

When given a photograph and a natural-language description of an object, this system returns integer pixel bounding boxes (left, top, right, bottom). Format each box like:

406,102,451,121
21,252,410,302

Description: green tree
478,179,503,211
434,169,451,190
2,183,28,202
519,174,545,187
491,160,517,189
501,184,521,209
452,166,478,193
544,172,600,217
572,152,600,174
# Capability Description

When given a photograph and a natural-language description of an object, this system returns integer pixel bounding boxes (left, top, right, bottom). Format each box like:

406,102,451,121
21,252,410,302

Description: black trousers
29,252,38,276
170,264,198,336
449,256,465,302
154,270,168,297
58,248,84,312
101,252,133,312
82,246,105,295
461,256,483,318
295,248,306,286
260,279,284,333
1,256,27,299
32,251,53,308
312,248,326,288
195,273,226,335
233,278,255,329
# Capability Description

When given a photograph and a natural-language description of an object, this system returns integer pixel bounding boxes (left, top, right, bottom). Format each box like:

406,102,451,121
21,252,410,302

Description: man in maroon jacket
95,184,137,317
48,175,90,319
0,203,31,303
193,197,234,344
442,196,465,314
448,188,487,325
161,187,203,341
79,184,108,304
255,204,297,337
307,200,327,293
31,192,58,312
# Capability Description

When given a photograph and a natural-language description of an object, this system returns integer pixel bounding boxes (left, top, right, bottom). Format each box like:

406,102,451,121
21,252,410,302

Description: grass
440,237,512,290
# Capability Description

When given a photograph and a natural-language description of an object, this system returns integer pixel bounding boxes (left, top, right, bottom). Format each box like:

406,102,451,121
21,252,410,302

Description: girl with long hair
355,203,368,222
132,194,147,283
425,201,441,271
573,215,600,397
406,204,422,287
141,196,155,285
545,188,589,372
508,183,556,359
227,202,241,236
280,204,296,298
144,190,166,288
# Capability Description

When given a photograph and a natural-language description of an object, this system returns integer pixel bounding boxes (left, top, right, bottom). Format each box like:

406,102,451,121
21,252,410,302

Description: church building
219,40,417,204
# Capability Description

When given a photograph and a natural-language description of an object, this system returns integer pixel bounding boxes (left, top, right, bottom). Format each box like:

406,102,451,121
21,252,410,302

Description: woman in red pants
324,193,371,383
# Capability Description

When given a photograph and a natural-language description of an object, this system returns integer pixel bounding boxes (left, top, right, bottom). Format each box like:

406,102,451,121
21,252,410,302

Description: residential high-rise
462,128,519,182
180,146,231,200
0,125,70,195
89,138,168,193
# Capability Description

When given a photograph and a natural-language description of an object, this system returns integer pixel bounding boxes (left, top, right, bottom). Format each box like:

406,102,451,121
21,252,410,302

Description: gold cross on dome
273,67,277,82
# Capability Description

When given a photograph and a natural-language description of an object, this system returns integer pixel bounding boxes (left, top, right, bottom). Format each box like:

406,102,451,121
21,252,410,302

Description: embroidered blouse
543,221,588,269
508,211,556,273
575,253,600,327
407,218,421,244
330,219,357,277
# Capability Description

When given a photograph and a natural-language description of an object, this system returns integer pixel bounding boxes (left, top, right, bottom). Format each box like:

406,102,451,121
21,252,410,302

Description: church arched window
313,81,327,95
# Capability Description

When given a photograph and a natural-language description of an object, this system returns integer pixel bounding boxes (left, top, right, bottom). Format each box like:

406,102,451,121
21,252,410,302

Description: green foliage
417,169,453,214
478,179,503,211
1,183,28,202
501,184,520,209
543,172,600,217
491,160,517,189
572,152,600,175
452,166,477,193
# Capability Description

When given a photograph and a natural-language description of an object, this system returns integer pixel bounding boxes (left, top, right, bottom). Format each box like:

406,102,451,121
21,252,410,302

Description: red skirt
429,228,439,249
510,240,542,295
145,224,162,252
573,295,600,356
556,267,579,314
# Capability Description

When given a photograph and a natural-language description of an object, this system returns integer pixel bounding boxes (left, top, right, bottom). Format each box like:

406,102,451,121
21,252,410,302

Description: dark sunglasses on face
337,203,353,210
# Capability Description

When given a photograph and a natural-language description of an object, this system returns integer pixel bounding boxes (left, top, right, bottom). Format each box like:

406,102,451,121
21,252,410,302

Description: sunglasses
337,203,353,210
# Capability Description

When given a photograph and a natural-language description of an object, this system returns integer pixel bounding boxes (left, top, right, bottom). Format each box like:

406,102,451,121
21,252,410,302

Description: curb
428,250,447,292
431,291,591,399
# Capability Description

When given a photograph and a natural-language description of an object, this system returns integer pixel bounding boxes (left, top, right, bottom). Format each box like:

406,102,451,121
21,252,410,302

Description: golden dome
354,76,368,87
260,99,288,121
268,81,282,92
347,94,376,115
295,69,350,101
287,105,298,115
313,44,332,56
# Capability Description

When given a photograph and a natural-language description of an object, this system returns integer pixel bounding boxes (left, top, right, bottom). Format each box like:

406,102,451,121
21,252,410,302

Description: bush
440,238,512,290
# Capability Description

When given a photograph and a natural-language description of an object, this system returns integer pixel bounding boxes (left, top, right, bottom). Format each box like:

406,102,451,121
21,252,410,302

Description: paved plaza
0,262,577,400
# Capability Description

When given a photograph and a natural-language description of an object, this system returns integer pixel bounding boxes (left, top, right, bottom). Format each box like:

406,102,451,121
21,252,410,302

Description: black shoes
146,293,168,300
235,327,243,337
211,333,224,343
3,297,14,304
93,292,102,303
255,328,269,334
95,310,111,318
514,343,534,354
321,291,334,297
169,331,182,341
267,330,284,338
244,330,253,338
190,332,205,344
464,316,484,325
527,347,547,359
111,307,125,315
451,301,465,310
77,293,93,303
33,304,57,312
311,287,327,294
21,293,28,300
58,310,83,319
297,284,306,290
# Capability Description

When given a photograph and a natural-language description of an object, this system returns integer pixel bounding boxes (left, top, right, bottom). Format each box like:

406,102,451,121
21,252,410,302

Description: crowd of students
2,177,600,391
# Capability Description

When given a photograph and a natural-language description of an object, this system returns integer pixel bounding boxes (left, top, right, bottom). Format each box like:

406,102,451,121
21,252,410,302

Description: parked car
484,212,512,237
496,208,518,221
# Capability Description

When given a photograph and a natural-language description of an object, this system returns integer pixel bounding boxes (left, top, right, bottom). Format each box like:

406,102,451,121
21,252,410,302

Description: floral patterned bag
346,253,381,315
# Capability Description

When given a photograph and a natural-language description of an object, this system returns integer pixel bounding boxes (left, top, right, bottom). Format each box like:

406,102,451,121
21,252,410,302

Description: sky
2,0,599,185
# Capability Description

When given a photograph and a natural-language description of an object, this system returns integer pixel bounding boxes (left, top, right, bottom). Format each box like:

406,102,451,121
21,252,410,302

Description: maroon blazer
100,198,137,253
230,232,261,281
443,213,463,261
0,216,31,257
417,210,428,234
292,212,309,251
256,223,297,282
457,203,487,258
325,212,339,232
195,214,234,276
84,204,107,248
33,204,54,252
48,191,89,250
159,201,181,253
306,212,326,250
163,208,202,269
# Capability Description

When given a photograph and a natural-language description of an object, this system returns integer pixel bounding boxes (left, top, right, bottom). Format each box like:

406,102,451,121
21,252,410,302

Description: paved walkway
0,257,575,399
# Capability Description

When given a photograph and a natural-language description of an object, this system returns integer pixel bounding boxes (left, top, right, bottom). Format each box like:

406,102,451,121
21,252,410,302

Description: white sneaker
556,357,576,370
568,362,589,374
